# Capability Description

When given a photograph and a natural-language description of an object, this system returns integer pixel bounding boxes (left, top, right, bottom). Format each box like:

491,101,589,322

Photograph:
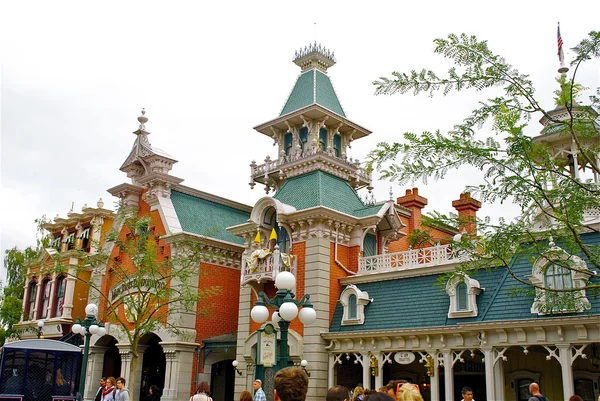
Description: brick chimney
452,192,481,236
397,188,428,232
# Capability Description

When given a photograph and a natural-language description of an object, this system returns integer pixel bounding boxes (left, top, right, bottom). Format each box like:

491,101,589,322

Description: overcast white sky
1,0,599,276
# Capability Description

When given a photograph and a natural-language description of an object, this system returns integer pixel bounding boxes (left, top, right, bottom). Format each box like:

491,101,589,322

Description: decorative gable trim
340,284,372,325
445,273,482,318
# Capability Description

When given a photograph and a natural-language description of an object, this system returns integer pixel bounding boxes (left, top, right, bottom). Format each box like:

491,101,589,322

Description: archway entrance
102,337,122,378
210,359,235,401
138,334,165,401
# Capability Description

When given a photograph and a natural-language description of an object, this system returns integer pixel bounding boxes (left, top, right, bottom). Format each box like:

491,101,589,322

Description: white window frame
527,246,593,315
445,273,482,318
340,284,372,325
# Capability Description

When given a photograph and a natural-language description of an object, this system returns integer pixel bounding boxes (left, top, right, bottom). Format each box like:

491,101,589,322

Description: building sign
109,277,165,302
394,351,416,365
259,324,276,367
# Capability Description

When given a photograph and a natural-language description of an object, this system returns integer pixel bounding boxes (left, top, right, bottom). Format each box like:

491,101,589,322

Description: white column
84,345,109,401
482,348,495,401
328,354,335,389
361,353,370,390
47,273,57,318
494,353,505,401
117,346,133,390
442,352,454,401
558,344,574,399
430,353,440,401
234,285,252,399
374,353,384,390
62,269,77,319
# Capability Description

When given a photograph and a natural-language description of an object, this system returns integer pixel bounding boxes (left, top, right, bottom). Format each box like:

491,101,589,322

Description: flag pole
557,22,569,74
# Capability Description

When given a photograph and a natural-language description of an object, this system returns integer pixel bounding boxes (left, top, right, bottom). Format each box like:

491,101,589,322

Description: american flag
557,23,564,64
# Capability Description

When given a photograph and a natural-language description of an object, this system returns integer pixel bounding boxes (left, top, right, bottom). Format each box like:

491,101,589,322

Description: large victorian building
14,43,600,401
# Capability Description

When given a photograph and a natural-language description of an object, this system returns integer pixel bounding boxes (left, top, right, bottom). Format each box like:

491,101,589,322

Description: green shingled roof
329,232,600,332
274,171,382,217
280,70,346,117
170,190,250,245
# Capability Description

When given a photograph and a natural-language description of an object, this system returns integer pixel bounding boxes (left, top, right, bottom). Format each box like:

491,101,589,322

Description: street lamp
72,303,106,399
250,271,317,370
37,320,44,339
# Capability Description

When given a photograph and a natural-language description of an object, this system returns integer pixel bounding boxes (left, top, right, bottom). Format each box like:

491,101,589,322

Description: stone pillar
328,354,335,389
62,269,77,319
85,345,109,400
117,345,133,391
303,237,331,400
47,273,57,318
160,342,199,401
234,286,253,398
558,344,574,399
374,353,384,390
494,353,505,401
482,348,495,401
429,353,440,401
441,352,454,401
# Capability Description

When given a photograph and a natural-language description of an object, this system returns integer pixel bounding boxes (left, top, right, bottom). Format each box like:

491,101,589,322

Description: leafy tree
0,217,49,344
368,32,600,312
46,210,221,399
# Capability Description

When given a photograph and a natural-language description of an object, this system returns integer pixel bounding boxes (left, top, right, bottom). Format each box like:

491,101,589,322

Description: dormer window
284,132,293,156
319,128,328,151
528,245,593,315
340,285,372,325
299,127,308,153
333,134,341,157
446,273,482,318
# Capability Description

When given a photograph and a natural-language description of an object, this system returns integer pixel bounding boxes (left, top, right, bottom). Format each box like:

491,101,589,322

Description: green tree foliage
47,210,221,399
369,32,600,312
0,218,49,344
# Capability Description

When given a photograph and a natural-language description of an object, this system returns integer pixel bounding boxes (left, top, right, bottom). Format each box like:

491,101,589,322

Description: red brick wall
328,242,360,323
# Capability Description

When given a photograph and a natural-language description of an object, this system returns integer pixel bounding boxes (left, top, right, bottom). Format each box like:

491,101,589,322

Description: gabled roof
170,190,250,245
280,69,345,117
273,171,382,218
329,232,600,332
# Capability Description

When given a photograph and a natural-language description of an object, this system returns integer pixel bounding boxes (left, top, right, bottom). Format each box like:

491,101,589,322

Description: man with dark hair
327,386,350,401
274,367,308,401
95,377,106,401
461,386,474,401
115,377,130,401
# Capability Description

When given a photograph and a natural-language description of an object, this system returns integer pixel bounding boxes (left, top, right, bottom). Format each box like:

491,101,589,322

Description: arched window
544,263,573,291
54,276,66,317
299,127,308,153
27,281,37,320
284,132,293,156
319,128,328,151
333,134,341,157
456,282,468,311
348,294,357,319
39,279,51,319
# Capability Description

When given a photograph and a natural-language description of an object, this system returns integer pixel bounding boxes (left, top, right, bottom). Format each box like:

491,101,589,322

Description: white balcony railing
241,246,297,285
358,244,467,275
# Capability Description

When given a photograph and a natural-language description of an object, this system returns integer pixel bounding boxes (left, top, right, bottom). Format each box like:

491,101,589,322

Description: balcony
241,246,297,286
358,244,467,275
249,148,372,191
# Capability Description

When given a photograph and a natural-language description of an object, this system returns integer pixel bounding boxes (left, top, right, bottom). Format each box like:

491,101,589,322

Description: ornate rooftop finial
293,42,336,73
389,186,394,201
138,108,148,131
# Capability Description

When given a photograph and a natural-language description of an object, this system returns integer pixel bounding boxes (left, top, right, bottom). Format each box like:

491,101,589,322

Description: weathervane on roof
293,42,336,73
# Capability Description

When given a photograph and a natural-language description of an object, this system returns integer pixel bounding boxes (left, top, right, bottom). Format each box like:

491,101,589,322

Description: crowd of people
94,376,160,401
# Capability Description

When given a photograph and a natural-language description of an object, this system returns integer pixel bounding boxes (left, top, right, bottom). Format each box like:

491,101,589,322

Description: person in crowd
461,386,474,401
377,387,387,393
115,377,130,401
191,382,212,401
273,367,308,401
352,386,365,401
102,377,117,401
253,379,266,401
364,393,395,401
144,385,161,401
327,385,350,401
240,390,253,401
95,377,106,401
568,395,583,401
396,383,423,401
528,383,548,401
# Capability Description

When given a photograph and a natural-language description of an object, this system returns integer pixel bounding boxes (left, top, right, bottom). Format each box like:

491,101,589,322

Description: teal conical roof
280,69,345,117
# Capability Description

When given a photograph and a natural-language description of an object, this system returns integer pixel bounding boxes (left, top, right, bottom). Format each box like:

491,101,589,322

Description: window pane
348,294,357,319
363,234,377,257
319,128,328,150
457,282,468,310
333,134,341,157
